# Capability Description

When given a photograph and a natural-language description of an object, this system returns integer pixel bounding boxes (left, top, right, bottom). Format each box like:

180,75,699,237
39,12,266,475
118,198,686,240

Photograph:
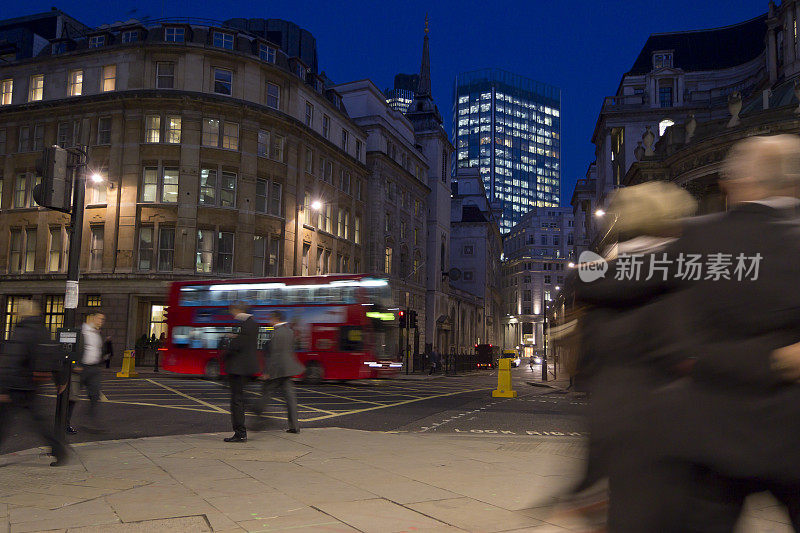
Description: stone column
769,26,779,83
788,13,796,65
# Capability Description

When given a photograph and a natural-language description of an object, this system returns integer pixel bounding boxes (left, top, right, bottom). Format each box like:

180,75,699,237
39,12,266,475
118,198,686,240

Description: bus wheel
205,359,221,381
304,361,324,384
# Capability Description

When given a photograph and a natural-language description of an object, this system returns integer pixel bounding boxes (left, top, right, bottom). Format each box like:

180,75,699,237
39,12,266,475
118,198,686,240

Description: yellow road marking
146,378,228,413
204,379,337,415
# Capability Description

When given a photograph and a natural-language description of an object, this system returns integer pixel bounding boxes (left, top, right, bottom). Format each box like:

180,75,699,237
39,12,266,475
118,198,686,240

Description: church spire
416,13,432,98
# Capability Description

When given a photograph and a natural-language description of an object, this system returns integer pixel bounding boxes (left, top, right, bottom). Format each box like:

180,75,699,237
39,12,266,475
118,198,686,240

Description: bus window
340,326,363,351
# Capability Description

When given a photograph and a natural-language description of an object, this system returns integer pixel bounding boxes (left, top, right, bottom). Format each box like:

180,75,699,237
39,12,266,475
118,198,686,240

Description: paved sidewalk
0,429,790,532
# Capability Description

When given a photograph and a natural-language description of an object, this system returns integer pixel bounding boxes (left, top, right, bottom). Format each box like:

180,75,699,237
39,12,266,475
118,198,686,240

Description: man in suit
652,135,800,530
254,310,304,433
224,302,259,442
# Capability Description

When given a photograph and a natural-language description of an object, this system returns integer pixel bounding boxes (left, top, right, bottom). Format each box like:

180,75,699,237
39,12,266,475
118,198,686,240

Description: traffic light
409,310,418,329
33,145,71,213
398,310,406,328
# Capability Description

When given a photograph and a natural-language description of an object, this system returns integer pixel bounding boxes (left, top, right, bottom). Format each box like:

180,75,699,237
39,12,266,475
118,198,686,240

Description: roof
628,14,767,75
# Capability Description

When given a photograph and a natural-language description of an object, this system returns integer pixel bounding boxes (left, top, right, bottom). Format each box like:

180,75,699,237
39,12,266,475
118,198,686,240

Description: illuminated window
222,122,238,150
86,295,102,307
166,116,181,143
202,119,219,146
384,246,393,274
0,79,12,105
145,115,161,143
149,305,168,339
89,226,104,271
102,65,116,92
28,75,43,102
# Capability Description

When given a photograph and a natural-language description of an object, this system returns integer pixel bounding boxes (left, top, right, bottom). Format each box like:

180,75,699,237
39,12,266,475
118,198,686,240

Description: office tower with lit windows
384,73,418,113
453,69,561,233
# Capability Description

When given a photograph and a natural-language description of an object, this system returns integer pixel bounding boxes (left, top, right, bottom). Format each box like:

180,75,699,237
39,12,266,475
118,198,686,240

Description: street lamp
567,262,575,268
595,209,606,217
90,172,104,183
311,200,322,211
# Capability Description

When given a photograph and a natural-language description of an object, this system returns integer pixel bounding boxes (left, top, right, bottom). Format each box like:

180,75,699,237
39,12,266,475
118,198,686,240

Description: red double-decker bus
162,275,401,381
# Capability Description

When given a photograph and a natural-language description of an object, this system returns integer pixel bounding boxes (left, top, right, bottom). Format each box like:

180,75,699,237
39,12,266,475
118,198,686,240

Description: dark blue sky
10,1,765,203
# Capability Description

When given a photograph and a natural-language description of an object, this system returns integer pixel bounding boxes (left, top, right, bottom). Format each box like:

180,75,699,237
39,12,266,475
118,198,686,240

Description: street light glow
567,262,575,268
90,173,104,183
595,209,605,217
311,200,322,210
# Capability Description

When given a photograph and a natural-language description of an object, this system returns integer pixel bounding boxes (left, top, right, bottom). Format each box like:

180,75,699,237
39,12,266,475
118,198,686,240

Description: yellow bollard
492,357,517,397
116,349,139,378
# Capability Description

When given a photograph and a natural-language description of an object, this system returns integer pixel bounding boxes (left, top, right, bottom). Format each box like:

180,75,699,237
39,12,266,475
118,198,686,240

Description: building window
28,75,43,102
87,170,107,204
13,174,26,208
302,243,310,275
67,70,83,96
89,226,104,271
303,191,314,226
18,126,29,153
57,122,70,148
268,237,280,276
354,215,361,244
98,116,112,145
198,168,236,207
164,27,185,42
48,226,65,272
266,82,280,108
270,182,282,216
271,134,284,162
255,178,268,213
166,116,181,143
216,231,234,274
222,122,238,150
158,227,175,271
43,296,64,335
341,129,349,152
23,228,36,272
213,68,232,96
138,226,154,270
202,118,220,147
356,178,362,200
322,115,330,139
356,140,362,160
257,130,269,157
121,30,139,43
253,235,267,275
315,246,324,275
145,115,161,143
213,31,234,50
195,229,213,273
86,295,102,307
305,102,314,127
8,229,22,272
141,167,158,202
220,171,236,207
101,65,116,92
544,275,551,284
305,147,314,174
323,205,333,233
199,168,216,205
1,79,12,105
659,85,673,108
259,44,276,63
88,35,105,48
156,62,174,89
162,167,179,203
384,246,392,274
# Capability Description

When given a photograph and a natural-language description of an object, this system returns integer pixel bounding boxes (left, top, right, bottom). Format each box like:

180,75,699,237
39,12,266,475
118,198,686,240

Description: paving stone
67,515,211,532
315,498,447,533
408,497,543,532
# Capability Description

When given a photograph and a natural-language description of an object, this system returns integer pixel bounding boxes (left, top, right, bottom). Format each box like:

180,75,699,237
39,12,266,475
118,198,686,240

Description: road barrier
116,349,139,378
492,357,517,398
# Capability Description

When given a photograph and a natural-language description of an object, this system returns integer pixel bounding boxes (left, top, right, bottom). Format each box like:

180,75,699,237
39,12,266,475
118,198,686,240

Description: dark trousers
257,377,299,431
228,374,248,436
80,364,102,420
0,389,65,457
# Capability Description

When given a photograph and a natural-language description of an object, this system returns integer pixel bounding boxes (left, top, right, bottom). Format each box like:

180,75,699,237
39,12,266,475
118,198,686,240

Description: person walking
223,302,259,442
68,312,105,433
254,310,304,433
429,349,439,375
102,335,113,369
0,299,68,466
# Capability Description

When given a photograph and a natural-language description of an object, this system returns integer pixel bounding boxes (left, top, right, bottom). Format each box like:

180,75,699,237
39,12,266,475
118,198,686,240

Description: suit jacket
266,323,304,378
225,315,260,376
658,202,800,483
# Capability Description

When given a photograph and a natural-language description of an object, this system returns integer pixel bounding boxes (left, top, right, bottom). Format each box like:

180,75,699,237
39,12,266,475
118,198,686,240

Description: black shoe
224,434,247,442
286,428,299,434
49,450,68,467
66,426,77,435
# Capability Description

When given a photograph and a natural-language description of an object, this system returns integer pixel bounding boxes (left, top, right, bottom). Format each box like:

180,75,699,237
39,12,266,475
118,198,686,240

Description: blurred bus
162,275,401,381
475,344,499,368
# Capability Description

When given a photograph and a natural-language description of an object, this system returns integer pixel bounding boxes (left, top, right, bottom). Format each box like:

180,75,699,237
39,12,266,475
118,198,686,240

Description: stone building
450,168,502,347
588,12,768,245
501,207,574,354
0,12,366,349
336,78,430,361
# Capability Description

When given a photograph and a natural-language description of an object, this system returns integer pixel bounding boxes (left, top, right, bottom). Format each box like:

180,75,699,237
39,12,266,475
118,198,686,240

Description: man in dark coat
223,302,260,442
254,310,304,433
0,299,68,466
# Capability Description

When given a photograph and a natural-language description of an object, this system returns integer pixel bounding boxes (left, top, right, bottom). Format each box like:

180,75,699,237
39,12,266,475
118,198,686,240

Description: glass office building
453,69,561,233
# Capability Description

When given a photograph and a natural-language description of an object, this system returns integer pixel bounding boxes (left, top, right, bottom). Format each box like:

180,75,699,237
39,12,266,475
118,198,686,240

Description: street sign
65,280,79,309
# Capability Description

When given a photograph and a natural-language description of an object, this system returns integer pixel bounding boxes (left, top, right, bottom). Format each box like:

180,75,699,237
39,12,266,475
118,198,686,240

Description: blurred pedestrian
102,335,113,369
657,135,800,530
253,310,304,433
429,349,439,375
68,312,105,433
0,299,68,466
223,302,259,442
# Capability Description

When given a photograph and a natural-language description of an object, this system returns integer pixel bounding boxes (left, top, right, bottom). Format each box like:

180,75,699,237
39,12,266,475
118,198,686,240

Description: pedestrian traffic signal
33,145,71,213
409,310,418,329
398,310,407,328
